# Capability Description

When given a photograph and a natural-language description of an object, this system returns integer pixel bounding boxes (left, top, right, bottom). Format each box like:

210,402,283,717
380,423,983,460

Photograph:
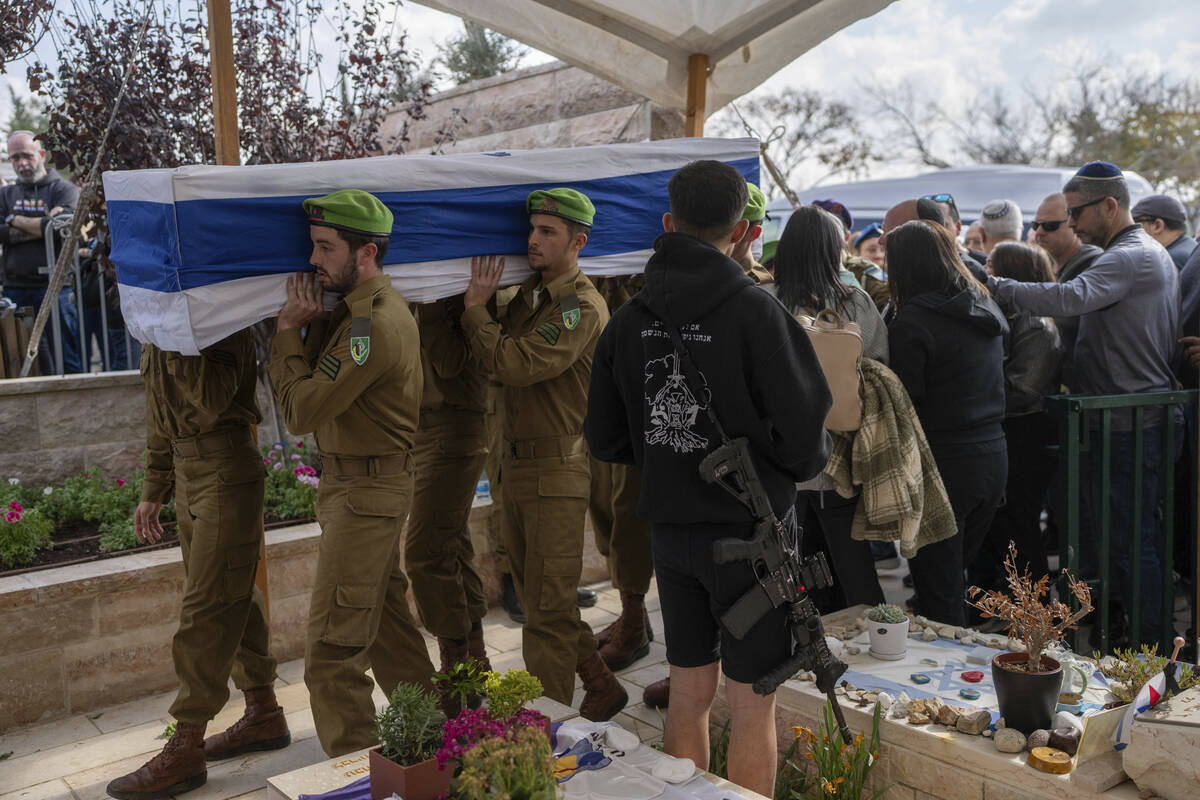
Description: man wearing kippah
460,187,626,720
268,189,435,756
987,161,1180,650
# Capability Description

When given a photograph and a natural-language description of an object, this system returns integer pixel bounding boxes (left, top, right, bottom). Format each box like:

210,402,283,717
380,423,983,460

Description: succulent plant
867,603,907,624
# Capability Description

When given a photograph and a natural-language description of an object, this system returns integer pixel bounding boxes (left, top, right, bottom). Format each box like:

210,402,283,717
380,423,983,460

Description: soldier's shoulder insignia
318,353,341,380
535,322,561,345
205,349,236,367
559,292,581,330
349,317,371,366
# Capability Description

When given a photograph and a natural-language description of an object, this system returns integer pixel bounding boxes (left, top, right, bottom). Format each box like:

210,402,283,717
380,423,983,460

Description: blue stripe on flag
108,158,759,292
106,199,183,293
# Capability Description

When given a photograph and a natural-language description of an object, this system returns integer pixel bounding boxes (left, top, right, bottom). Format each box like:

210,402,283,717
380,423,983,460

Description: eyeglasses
1067,197,1107,220
1030,219,1068,232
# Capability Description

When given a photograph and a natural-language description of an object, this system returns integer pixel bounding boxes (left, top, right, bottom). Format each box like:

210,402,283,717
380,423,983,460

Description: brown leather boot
106,720,207,800
597,600,654,648
598,591,651,671
436,637,471,718
204,685,291,762
577,650,628,721
467,622,493,672
643,677,669,709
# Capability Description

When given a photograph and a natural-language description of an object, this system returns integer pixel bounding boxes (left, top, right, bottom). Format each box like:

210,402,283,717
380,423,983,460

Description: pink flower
8,501,22,511
273,444,284,451
5,511,20,523
263,457,271,465
116,479,126,487
290,454,301,461
295,441,305,448
272,462,283,470
297,474,319,488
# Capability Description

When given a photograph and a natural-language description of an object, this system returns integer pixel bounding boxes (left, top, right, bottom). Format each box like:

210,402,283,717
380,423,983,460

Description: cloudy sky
2,0,1196,180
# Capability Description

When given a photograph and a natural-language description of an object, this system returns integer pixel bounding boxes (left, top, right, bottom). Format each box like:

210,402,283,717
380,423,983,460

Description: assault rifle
701,437,853,745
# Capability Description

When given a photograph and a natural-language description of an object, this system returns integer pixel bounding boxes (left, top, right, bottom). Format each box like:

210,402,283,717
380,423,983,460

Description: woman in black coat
775,205,887,611
886,221,1009,626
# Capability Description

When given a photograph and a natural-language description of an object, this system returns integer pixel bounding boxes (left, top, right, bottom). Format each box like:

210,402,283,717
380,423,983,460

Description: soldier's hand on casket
134,500,164,544
465,255,505,309
277,272,325,332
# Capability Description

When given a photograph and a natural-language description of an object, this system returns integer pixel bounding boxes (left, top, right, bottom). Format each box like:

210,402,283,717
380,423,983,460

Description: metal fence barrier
1048,390,1198,655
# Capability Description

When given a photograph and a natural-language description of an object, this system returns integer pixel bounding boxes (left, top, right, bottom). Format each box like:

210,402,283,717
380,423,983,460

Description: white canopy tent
410,0,895,134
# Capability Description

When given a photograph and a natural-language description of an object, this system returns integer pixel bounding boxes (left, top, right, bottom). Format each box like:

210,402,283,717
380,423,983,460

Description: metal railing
3,227,133,376
1048,390,1198,655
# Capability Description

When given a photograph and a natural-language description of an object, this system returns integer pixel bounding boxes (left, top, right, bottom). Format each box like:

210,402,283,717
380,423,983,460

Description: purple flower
272,462,283,470
290,453,302,461
273,443,284,451
263,457,272,465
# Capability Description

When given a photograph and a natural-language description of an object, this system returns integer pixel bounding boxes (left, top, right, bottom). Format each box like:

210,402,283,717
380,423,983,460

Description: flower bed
0,441,320,576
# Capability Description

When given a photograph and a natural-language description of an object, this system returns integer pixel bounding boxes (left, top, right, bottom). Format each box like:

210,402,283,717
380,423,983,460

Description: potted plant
437,668,550,777
866,603,909,660
452,724,557,800
968,542,1093,734
369,683,449,800
432,657,489,717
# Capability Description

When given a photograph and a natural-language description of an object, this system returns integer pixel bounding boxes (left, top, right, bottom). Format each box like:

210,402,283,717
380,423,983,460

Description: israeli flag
1113,668,1167,750
103,138,760,355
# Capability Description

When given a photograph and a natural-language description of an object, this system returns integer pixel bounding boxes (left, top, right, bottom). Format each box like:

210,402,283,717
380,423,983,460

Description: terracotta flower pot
368,746,451,800
991,652,1062,735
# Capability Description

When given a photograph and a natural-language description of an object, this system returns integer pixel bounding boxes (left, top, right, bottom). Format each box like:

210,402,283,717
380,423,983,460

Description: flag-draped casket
103,137,760,354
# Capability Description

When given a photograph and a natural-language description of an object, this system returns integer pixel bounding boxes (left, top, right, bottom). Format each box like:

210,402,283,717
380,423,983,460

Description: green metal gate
1047,390,1197,654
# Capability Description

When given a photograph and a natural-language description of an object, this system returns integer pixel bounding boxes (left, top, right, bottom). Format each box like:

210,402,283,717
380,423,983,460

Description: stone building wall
0,371,145,486
383,61,684,153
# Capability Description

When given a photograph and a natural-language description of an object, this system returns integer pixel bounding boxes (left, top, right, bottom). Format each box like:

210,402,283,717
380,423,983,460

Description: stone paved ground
0,582,669,800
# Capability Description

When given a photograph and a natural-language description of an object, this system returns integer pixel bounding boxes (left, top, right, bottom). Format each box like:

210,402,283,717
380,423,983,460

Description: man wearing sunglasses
1132,194,1195,270
1030,192,1102,390
987,161,1180,650
923,193,986,267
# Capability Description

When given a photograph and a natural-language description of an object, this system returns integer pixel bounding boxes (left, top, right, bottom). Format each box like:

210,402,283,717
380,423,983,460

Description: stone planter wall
0,507,609,733
0,370,146,486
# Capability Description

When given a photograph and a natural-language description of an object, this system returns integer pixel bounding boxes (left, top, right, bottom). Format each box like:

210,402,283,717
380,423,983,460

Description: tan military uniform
739,252,776,288
588,277,652,595
140,330,276,725
460,266,609,703
406,297,489,639
269,274,433,757
843,252,890,310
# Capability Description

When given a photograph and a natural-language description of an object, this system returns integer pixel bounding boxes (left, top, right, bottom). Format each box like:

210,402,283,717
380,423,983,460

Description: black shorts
651,519,791,685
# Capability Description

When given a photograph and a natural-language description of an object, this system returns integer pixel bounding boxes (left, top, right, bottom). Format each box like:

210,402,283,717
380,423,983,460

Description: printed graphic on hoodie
644,348,709,454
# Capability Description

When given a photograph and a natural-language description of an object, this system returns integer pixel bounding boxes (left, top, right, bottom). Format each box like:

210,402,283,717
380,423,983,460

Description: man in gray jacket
987,162,1179,649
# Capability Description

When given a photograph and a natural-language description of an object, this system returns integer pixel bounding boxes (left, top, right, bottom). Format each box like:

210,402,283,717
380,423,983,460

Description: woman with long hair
886,220,1008,626
974,242,1063,590
774,205,887,610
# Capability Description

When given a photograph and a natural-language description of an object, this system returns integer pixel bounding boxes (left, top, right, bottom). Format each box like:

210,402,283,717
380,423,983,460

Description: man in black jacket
1,131,80,373
585,161,831,796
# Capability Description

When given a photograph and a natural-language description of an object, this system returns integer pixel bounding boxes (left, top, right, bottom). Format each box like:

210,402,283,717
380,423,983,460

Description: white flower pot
867,618,909,660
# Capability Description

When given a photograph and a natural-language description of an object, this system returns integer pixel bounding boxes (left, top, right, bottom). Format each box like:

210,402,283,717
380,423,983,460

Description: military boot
598,591,651,670
597,597,653,648
643,677,670,709
436,637,471,718
204,685,291,762
467,621,494,673
106,720,207,800
577,650,628,722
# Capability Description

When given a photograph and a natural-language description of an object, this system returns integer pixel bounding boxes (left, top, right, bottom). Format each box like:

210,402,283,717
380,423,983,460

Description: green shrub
98,519,140,553
0,505,54,568
483,668,542,719
866,604,907,624
262,442,318,521
376,683,445,766
453,725,556,800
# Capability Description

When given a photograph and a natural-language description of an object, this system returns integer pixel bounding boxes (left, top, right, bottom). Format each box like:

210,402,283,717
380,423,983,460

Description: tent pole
207,0,239,167
685,54,708,137
207,0,270,619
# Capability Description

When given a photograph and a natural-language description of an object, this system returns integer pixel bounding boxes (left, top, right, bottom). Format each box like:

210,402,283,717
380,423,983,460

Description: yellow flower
821,778,837,795
792,725,816,743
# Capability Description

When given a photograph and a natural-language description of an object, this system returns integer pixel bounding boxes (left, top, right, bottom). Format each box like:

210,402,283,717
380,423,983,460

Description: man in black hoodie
1,131,80,373
585,161,831,796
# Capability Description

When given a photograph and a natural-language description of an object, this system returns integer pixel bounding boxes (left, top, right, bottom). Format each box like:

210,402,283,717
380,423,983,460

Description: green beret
743,182,766,222
527,188,595,227
302,189,393,237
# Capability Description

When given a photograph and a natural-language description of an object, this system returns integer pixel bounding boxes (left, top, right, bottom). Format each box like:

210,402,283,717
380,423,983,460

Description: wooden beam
206,0,240,166
685,53,708,137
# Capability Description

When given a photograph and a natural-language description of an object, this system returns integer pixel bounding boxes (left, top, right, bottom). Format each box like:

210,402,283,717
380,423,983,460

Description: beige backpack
795,309,864,432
